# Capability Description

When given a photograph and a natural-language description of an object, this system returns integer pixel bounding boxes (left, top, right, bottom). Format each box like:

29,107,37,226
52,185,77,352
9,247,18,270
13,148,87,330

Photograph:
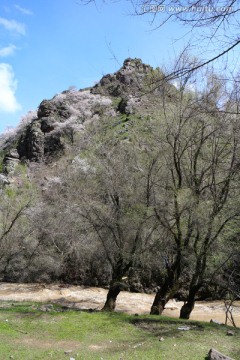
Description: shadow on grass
130,317,205,339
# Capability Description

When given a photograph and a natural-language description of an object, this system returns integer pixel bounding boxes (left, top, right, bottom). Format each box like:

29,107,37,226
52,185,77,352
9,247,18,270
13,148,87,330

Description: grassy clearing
0,301,239,360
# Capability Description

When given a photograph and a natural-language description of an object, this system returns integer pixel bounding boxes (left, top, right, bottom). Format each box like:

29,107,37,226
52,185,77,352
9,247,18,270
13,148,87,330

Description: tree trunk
151,255,181,315
150,279,180,315
102,257,131,312
150,289,169,315
179,299,195,319
102,282,126,312
179,284,201,319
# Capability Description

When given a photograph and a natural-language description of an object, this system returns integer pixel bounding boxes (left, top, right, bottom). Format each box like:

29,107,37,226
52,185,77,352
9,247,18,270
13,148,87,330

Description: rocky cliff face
15,88,115,163
0,58,171,173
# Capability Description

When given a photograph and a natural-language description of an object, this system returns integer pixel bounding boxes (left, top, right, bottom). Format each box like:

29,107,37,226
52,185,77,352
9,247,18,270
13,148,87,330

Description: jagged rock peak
121,58,153,73
91,58,163,97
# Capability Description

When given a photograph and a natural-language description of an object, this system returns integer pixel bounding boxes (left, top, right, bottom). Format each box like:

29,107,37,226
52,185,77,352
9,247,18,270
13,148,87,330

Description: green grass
0,302,239,360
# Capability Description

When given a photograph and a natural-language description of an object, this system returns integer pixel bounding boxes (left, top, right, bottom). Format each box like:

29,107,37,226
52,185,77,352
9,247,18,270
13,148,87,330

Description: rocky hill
0,57,174,288
0,58,172,177
0,57,238,307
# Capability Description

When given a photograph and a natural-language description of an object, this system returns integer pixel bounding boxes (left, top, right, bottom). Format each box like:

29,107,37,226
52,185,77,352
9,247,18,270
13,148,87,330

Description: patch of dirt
89,344,108,351
14,337,81,351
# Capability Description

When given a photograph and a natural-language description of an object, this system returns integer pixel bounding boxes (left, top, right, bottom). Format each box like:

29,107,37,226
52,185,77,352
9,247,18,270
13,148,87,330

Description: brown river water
0,283,240,326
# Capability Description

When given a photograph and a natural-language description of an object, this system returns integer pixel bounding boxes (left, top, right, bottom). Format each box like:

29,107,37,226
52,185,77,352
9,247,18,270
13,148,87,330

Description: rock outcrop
3,149,20,174
0,174,10,187
92,57,164,97
0,58,172,164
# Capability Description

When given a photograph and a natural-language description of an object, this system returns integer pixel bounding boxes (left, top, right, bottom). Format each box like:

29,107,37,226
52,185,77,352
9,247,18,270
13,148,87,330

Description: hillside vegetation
0,58,240,318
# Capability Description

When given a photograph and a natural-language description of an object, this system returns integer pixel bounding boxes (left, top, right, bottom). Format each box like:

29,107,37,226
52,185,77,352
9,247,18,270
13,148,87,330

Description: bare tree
0,188,32,281
137,0,240,78
134,68,240,315
79,0,240,78
62,134,160,311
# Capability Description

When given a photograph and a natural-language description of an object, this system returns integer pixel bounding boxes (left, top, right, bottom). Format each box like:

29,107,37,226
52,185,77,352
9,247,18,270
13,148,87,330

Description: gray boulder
208,348,234,360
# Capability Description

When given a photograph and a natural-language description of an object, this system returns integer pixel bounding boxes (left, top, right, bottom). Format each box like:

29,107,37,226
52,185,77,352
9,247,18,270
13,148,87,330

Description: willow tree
136,70,240,315
0,185,32,281
63,127,159,311
178,80,240,318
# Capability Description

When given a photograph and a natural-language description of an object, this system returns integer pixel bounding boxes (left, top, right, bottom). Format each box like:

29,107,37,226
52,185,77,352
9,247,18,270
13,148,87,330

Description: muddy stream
0,283,240,326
